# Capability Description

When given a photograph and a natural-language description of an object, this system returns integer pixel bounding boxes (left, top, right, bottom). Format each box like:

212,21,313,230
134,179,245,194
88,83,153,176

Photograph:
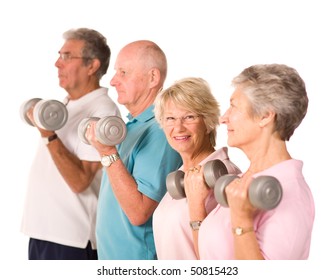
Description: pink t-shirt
199,159,315,260
153,147,241,260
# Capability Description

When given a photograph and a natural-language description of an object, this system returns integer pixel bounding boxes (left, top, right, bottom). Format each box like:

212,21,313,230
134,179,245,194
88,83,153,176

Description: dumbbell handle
214,175,283,210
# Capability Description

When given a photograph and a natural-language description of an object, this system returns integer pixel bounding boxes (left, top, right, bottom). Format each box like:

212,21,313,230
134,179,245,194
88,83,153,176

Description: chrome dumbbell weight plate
95,116,127,146
249,176,282,210
166,170,185,199
20,98,42,126
33,99,68,130
203,160,228,189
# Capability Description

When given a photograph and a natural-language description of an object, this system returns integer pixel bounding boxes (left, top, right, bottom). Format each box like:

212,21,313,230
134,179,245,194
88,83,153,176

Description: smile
174,136,190,141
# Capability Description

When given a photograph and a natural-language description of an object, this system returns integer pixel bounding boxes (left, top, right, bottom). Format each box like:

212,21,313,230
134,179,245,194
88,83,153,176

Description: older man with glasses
21,28,121,260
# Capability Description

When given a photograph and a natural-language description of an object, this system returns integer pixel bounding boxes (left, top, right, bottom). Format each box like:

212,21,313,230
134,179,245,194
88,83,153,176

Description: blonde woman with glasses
153,77,240,259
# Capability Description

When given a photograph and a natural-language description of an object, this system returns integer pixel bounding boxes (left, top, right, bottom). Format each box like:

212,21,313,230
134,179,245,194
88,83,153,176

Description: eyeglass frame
58,52,92,62
162,114,202,126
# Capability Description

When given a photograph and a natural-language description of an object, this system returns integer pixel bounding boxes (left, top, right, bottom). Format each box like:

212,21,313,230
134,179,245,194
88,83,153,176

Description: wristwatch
232,226,254,236
42,134,58,145
101,153,120,167
189,220,202,231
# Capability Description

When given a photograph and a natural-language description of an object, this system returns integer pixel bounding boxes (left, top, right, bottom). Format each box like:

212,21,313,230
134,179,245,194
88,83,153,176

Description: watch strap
42,134,58,145
232,226,254,236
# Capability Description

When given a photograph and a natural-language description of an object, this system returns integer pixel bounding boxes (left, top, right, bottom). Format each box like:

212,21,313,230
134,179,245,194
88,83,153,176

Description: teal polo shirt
96,105,182,259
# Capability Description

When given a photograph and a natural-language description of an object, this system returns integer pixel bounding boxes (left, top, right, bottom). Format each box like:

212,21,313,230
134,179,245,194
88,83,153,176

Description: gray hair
63,28,111,79
154,77,220,147
232,64,308,141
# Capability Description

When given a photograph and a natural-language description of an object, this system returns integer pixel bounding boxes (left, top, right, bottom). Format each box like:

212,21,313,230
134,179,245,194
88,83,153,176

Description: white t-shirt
21,87,121,249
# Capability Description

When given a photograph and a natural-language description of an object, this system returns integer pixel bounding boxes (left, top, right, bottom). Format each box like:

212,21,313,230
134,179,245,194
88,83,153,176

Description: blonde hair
154,77,220,147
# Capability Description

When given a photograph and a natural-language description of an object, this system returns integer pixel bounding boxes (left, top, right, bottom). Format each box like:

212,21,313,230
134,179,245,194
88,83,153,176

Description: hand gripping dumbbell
78,116,127,146
20,98,68,131
214,175,283,210
166,159,228,199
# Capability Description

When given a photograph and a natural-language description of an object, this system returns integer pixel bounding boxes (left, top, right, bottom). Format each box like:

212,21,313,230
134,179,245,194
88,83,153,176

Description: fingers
26,108,36,126
85,121,95,144
184,165,207,192
225,175,256,213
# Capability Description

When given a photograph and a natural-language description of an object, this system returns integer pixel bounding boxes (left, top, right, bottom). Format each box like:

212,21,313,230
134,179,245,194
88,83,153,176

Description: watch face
101,155,111,167
190,221,202,230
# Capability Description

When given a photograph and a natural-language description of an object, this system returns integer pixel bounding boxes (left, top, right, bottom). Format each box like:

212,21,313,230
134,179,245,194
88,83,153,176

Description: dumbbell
78,116,127,146
214,175,283,210
166,159,228,199
20,98,68,130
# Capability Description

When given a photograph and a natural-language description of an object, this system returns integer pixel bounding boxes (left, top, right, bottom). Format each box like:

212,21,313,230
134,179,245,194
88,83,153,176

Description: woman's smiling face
162,100,210,157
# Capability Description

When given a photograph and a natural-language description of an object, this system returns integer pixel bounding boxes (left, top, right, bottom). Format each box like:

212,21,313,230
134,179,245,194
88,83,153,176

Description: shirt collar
127,105,155,123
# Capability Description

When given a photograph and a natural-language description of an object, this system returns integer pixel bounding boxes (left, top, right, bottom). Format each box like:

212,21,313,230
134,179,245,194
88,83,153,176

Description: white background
1,0,333,278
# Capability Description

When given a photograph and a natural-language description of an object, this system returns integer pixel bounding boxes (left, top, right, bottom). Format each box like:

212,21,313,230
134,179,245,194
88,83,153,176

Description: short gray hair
63,28,111,79
232,64,308,141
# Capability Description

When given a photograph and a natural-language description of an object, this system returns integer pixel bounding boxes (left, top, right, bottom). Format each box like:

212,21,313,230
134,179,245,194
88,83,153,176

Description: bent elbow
128,213,151,226
69,180,90,194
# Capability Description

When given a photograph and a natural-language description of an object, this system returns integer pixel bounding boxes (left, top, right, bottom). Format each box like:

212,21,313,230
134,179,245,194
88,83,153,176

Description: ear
87,58,101,76
259,111,276,127
148,68,161,88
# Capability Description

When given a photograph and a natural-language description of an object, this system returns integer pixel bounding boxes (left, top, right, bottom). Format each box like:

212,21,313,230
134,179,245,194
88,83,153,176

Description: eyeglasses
163,114,202,126
58,53,91,62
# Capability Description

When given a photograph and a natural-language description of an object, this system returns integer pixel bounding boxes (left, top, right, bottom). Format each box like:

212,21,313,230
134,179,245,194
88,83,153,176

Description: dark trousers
29,238,98,260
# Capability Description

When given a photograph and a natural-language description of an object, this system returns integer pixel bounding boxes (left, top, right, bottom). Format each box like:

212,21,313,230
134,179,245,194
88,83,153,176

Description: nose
219,109,229,124
110,74,117,87
55,56,63,68
55,58,60,68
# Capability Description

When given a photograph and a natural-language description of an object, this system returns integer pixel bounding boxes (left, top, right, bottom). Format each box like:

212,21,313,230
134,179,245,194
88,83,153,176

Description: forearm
46,137,99,193
87,123,160,225
227,174,264,260
188,200,207,259
231,214,264,260
191,231,200,259
233,232,264,260
105,158,158,226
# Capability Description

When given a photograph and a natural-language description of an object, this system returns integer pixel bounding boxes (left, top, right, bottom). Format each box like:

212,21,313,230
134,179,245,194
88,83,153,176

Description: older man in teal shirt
86,40,182,259
96,106,182,259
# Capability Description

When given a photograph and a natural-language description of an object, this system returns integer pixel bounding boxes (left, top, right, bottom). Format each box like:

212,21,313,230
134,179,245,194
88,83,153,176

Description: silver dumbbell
166,159,228,199
20,98,68,131
78,116,127,146
214,175,283,210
